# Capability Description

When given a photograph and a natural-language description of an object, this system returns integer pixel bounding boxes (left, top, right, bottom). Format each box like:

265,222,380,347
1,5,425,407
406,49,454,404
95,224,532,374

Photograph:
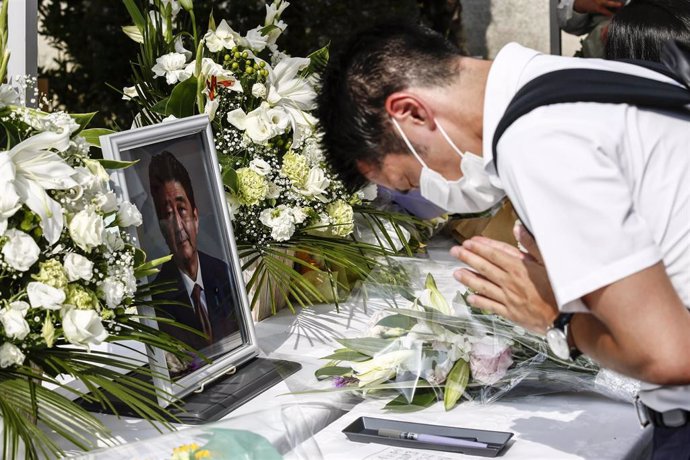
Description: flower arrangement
0,4,194,456
316,272,604,411
121,0,424,317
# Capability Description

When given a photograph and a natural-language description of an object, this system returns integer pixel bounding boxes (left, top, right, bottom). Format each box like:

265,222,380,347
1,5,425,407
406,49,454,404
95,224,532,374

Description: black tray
342,416,513,457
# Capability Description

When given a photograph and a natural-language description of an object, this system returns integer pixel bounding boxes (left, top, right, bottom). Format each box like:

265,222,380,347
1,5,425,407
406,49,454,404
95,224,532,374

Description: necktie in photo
191,283,212,344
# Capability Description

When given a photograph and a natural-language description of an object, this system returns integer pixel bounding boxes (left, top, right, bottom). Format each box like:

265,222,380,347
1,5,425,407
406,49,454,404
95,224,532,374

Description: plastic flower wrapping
0,13,195,453
122,0,426,315
315,261,640,411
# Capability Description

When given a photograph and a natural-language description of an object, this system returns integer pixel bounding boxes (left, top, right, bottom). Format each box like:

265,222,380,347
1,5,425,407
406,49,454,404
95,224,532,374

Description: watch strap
552,313,581,361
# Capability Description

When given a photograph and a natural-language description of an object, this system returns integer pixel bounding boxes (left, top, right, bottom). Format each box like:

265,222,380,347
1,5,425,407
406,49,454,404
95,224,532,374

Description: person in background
606,0,690,62
558,0,625,57
317,23,690,459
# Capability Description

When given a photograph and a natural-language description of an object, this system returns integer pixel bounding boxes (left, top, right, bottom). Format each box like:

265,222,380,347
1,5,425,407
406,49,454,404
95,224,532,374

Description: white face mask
390,117,505,214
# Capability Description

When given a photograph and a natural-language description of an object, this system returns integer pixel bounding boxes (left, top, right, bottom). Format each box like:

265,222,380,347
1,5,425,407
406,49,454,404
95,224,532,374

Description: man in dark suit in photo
149,151,239,351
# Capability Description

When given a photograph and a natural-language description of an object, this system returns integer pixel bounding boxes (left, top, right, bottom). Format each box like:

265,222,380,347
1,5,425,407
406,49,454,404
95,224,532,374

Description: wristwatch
545,313,581,361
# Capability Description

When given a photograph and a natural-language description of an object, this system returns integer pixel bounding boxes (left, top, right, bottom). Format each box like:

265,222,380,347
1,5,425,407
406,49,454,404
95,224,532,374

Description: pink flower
469,337,513,385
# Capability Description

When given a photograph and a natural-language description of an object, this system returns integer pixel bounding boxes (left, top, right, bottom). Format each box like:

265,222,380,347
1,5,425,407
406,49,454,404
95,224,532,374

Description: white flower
252,82,267,99
42,315,56,348
266,181,282,199
1,229,39,271
204,98,219,121
299,167,330,201
27,282,65,310
249,158,272,176
1,130,77,244
122,25,144,44
302,137,325,165
64,253,94,282
265,57,318,145
469,336,514,385
100,277,125,309
61,307,108,348
104,230,125,252
95,191,118,213
227,102,289,144
174,36,192,61
0,304,30,341
265,1,290,26
69,209,105,252
242,26,269,52
122,85,139,100
351,349,415,387
163,115,178,122
117,202,143,227
204,20,240,52
0,84,20,108
259,205,302,242
152,52,192,85
358,183,378,201
0,343,25,368
291,206,307,224
8,301,29,316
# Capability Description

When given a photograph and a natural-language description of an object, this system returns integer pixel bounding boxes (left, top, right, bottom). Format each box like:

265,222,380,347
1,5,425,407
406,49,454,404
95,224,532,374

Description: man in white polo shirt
317,23,690,458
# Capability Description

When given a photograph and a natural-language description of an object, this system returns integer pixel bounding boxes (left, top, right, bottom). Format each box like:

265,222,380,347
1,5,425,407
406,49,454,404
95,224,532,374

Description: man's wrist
566,313,582,360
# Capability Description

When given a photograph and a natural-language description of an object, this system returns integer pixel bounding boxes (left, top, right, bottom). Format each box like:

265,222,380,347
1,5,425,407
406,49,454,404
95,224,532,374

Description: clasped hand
451,223,559,334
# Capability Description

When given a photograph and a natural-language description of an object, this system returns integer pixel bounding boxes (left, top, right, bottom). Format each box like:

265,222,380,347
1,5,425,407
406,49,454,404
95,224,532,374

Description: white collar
179,254,204,295
481,42,541,180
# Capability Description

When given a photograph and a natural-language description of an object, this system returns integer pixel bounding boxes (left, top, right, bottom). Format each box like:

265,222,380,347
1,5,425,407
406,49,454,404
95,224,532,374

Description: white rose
8,301,29,316
266,181,282,199
1,229,40,272
117,202,143,227
95,191,118,213
64,253,94,282
61,308,109,348
100,277,125,309
0,307,30,340
251,82,267,99
299,167,330,201
27,282,65,310
69,209,105,252
0,343,25,368
249,158,272,176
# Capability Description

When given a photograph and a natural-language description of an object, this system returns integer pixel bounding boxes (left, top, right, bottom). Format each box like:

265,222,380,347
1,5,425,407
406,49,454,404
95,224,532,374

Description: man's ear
385,92,434,128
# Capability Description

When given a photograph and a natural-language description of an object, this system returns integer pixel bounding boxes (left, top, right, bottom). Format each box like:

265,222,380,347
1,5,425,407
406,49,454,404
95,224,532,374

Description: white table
73,253,651,459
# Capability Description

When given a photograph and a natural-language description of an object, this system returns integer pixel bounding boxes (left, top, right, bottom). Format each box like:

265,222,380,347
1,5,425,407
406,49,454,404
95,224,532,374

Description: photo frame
100,114,259,405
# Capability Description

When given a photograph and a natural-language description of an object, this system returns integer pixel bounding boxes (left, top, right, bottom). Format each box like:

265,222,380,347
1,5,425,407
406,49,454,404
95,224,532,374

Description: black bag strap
491,68,690,174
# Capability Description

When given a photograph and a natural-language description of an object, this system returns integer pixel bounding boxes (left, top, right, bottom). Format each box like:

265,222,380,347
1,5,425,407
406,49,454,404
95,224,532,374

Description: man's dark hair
606,0,690,62
149,150,196,215
317,22,463,191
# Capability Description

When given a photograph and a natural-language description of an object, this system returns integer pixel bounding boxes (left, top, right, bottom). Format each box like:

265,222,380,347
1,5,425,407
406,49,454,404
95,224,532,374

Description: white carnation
259,206,297,242
1,229,40,272
100,277,125,309
117,202,143,227
27,282,65,310
69,209,105,252
0,343,25,368
249,158,272,176
61,307,109,348
0,307,30,340
64,253,94,282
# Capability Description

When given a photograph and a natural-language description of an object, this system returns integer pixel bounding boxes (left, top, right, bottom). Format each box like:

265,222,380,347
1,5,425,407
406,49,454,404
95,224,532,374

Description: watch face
546,328,570,360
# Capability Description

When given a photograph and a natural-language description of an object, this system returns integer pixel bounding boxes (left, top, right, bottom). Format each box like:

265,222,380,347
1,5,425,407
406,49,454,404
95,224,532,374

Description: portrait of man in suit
149,151,239,351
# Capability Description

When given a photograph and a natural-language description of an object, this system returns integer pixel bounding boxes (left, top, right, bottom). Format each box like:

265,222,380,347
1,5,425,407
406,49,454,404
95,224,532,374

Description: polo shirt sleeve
495,109,663,311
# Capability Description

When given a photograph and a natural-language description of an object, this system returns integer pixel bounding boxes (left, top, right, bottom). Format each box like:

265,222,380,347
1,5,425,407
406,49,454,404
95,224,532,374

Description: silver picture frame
100,114,258,406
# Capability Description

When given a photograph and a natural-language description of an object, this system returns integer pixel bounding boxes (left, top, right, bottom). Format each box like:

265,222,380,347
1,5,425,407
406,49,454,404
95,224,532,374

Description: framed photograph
100,114,258,405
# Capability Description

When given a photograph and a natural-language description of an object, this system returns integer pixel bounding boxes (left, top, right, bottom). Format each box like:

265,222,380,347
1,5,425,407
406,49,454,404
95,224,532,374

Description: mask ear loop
390,117,428,167
435,120,465,159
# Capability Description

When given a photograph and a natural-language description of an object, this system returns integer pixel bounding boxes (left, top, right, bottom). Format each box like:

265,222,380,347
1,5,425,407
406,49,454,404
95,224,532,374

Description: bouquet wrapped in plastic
316,259,639,410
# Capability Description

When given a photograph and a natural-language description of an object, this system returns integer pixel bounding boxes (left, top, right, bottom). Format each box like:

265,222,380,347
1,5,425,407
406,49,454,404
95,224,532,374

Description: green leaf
384,388,438,410
150,97,170,115
123,0,147,30
376,314,416,330
301,43,329,77
444,360,469,411
259,24,280,36
98,158,140,170
222,167,239,193
335,338,396,357
208,11,217,31
80,128,116,147
314,366,352,380
133,246,147,267
165,77,198,118
320,349,370,362
69,112,97,133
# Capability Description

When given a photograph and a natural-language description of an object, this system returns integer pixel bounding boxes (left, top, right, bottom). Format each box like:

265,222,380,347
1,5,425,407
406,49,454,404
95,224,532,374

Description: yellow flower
195,450,211,459
281,152,309,187
65,284,100,310
236,167,268,206
32,259,68,290
326,200,354,237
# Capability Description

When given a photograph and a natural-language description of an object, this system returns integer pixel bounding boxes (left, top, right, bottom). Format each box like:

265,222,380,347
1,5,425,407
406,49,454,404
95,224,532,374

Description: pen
377,429,489,449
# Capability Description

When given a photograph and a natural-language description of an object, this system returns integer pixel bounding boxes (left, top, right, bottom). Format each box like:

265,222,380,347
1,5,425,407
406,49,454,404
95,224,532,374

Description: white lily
241,26,269,52
204,20,240,53
152,52,192,85
186,58,242,93
1,130,77,244
351,349,415,387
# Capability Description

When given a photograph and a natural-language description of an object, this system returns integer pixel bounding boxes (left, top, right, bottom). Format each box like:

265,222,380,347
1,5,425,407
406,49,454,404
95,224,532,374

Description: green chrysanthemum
33,259,69,290
65,284,100,310
281,152,309,187
237,167,268,206
326,200,354,237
